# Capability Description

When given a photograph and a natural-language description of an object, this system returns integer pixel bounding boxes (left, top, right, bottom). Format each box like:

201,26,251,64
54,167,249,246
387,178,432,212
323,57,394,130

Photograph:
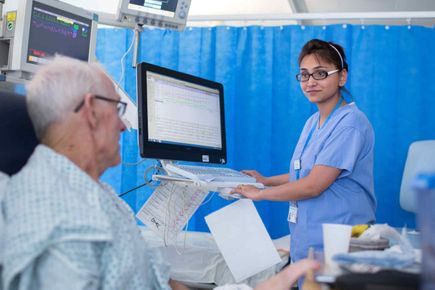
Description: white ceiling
3,0,435,26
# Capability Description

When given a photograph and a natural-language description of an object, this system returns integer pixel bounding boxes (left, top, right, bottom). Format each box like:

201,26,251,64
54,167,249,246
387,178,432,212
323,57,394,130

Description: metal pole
132,24,143,68
98,11,435,28
187,11,435,22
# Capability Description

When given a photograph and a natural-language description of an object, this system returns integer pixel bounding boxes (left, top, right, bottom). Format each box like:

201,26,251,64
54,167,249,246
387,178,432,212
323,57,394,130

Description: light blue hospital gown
2,145,171,290
0,171,9,290
288,103,377,263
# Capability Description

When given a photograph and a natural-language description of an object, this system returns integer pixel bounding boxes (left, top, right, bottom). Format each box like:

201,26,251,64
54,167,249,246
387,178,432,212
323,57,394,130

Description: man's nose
119,118,127,132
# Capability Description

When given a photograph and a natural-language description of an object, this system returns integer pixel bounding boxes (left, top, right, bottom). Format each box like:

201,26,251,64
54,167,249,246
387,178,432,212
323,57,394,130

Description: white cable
175,219,189,255
118,30,136,86
163,181,174,247
123,158,147,167
200,191,215,207
175,189,188,255
162,181,168,247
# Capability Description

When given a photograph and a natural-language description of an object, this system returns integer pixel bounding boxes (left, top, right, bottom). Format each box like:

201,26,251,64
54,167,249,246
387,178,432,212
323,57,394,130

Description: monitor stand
158,159,176,175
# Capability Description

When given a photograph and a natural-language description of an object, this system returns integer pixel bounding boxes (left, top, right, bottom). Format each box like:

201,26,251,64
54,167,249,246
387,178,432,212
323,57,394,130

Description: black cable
118,163,163,198
118,180,151,198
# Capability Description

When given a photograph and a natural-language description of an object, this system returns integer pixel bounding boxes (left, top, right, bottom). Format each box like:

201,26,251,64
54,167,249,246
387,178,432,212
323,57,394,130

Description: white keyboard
165,164,257,183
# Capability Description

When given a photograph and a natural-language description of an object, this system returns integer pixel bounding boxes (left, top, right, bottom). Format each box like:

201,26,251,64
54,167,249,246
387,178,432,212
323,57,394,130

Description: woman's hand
241,170,269,184
230,184,262,200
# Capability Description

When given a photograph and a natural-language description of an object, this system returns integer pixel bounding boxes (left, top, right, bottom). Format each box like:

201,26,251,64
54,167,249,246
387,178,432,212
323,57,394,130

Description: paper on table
205,199,281,282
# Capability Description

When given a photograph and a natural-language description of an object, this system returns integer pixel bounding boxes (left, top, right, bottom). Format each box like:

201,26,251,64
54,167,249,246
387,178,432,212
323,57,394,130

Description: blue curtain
97,25,435,238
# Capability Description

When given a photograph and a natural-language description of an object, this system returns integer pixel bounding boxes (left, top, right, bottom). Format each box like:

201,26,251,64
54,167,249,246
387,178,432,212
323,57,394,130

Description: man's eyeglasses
74,95,127,118
296,69,340,82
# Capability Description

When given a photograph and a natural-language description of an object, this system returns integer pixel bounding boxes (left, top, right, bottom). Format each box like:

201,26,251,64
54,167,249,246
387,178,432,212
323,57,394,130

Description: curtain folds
97,25,435,238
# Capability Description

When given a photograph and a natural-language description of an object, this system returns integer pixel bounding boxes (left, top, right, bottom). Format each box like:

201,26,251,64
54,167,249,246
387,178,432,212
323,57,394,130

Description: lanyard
294,98,343,180
289,98,344,223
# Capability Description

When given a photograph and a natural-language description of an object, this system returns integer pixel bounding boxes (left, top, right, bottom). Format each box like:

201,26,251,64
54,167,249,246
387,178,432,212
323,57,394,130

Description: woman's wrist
256,187,268,200
261,176,272,186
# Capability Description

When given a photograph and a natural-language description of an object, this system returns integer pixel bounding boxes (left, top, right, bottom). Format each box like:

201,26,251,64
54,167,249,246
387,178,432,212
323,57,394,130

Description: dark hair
298,39,348,71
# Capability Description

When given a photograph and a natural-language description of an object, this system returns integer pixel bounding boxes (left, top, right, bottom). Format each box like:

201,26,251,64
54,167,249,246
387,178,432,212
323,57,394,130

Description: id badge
293,159,301,170
287,203,298,223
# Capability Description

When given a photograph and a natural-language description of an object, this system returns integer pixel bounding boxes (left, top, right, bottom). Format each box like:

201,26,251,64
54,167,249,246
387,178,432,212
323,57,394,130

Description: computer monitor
9,0,97,75
117,0,191,31
137,62,227,164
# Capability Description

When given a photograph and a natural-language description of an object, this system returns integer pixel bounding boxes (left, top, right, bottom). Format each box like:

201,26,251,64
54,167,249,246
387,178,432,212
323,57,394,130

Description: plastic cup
322,223,352,272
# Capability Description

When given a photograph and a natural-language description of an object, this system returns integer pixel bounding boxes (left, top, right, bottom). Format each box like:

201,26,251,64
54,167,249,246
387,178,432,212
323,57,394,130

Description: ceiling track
187,11,435,22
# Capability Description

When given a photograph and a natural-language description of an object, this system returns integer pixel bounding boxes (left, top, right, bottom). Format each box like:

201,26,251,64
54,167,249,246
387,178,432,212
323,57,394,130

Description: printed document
137,181,209,245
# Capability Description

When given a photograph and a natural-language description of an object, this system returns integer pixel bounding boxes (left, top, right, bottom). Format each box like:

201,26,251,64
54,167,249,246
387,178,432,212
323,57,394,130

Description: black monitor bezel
137,62,227,164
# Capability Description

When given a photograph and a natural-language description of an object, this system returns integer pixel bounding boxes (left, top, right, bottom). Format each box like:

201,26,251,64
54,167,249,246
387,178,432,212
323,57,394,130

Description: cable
163,182,176,247
173,187,212,253
200,191,215,207
118,181,150,198
175,220,188,255
118,164,160,197
118,30,136,86
144,164,161,189
123,158,147,167
175,190,189,254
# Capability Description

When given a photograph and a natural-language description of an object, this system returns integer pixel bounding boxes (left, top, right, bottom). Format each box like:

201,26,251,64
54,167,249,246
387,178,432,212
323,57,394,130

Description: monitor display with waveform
128,0,178,18
26,1,92,65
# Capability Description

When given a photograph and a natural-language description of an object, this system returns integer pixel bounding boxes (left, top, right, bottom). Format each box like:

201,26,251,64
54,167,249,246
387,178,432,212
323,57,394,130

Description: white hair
26,55,109,139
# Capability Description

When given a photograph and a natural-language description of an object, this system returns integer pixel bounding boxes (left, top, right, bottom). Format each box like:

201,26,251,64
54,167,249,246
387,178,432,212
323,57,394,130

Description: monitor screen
27,1,93,65
137,62,227,164
128,0,178,18
9,0,97,75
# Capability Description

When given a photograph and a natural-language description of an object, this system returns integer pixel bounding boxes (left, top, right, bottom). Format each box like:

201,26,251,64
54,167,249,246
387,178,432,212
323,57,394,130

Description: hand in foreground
230,184,262,200
255,259,320,290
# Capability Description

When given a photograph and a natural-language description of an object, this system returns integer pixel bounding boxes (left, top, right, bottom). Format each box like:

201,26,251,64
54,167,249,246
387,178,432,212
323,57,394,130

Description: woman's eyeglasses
296,69,340,82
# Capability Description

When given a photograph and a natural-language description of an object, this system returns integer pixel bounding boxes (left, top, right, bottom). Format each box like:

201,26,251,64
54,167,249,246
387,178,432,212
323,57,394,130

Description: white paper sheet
136,181,208,245
205,199,281,282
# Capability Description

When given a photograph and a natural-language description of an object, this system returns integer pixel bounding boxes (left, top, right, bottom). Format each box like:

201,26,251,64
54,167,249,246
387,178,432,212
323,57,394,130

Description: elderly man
1,56,317,290
1,56,184,290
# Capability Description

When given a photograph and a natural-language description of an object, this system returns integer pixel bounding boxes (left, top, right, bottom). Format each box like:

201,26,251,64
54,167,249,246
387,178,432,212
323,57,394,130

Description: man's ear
82,94,98,129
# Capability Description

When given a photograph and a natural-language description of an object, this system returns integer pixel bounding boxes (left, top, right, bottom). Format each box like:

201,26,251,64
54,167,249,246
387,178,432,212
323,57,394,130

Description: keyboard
165,163,257,183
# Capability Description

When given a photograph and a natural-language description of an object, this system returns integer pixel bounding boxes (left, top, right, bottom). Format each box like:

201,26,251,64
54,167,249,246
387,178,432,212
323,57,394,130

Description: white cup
322,223,352,272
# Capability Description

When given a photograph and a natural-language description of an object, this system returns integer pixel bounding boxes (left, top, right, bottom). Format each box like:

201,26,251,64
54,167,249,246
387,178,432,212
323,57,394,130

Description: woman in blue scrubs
233,39,376,264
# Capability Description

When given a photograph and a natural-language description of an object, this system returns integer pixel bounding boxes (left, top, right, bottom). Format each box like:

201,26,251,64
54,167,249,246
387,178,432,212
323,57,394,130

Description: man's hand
169,279,189,290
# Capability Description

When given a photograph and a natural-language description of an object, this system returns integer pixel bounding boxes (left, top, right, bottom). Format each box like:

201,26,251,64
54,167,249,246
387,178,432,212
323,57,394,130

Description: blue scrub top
288,103,376,262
